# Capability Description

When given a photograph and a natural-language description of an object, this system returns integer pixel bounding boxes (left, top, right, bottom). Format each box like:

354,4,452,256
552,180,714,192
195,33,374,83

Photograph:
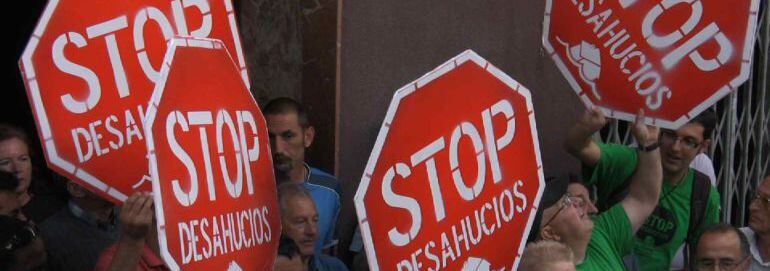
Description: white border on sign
542,0,761,129
353,50,546,271
17,0,249,203
144,36,232,271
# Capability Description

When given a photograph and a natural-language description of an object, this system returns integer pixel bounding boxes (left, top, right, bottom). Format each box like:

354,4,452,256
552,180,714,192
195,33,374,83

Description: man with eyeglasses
531,110,662,270
739,174,770,270
566,108,720,271
694,223,751,271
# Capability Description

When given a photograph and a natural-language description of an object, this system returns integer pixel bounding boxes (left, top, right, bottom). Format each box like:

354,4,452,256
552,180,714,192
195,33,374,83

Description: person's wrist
637,141,660,152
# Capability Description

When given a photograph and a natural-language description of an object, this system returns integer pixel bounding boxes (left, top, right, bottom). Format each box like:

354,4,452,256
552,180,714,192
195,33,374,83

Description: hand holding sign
120,192,155,241
145,37,279,271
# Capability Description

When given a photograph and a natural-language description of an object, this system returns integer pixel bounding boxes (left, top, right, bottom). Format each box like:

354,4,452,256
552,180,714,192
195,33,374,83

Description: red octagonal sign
145,37,278,270
354,50,545,271
19,0,248,202
543,0,760,128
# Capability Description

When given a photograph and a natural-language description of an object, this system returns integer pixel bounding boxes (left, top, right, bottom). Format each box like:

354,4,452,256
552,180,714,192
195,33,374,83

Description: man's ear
699,139,712,154
303,126,315,148
539,226,561,242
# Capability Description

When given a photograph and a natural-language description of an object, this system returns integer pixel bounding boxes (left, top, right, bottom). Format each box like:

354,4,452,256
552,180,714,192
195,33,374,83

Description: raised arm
565,107,607,166
99,193,155,271
620,110,662,233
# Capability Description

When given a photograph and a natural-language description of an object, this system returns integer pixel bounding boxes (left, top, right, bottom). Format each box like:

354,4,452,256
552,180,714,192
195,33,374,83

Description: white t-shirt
740,227,770,270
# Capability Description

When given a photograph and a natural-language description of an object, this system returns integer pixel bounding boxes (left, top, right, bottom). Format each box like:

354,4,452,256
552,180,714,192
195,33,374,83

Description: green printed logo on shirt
637,206,678,246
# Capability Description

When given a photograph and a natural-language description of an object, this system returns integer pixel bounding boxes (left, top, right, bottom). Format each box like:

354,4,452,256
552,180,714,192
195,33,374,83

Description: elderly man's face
540,195,594,242
695,231,749,271
567,183,598,216
281,196,318,257
749,176,770,234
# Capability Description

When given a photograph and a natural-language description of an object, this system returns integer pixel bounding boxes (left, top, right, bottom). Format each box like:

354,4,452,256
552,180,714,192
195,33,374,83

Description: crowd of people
1,97,768,271
520,107,770,271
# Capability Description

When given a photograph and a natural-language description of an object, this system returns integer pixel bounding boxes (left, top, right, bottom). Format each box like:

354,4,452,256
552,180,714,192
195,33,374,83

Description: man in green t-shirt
531,110,662,270
565,108,720,271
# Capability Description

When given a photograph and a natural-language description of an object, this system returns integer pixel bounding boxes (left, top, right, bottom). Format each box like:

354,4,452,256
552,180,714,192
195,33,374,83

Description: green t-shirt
583,143,721,271
577,204,634,271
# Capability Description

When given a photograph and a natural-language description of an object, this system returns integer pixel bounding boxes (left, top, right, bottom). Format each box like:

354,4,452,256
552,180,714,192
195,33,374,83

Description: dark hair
0,171,19,193
527,175,569,243
263,97,310,129
0,124,30,146
277,235,301,259
690,109,716,140
694,223,750,259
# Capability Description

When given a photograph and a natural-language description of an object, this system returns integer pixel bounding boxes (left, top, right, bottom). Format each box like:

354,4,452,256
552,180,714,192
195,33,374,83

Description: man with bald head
694,223,751,271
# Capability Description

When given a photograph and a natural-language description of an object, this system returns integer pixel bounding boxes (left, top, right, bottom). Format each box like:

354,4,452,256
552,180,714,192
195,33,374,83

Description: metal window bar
598,0,770,226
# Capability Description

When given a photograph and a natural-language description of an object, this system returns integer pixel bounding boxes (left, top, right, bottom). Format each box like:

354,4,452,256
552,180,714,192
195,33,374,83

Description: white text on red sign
570,0,732,110
383,99,529,270
164,108,272,264
58,1,219,163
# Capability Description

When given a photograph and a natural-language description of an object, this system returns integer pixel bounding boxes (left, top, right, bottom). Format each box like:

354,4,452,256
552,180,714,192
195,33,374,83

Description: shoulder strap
688,170,712,241
685,170,712,267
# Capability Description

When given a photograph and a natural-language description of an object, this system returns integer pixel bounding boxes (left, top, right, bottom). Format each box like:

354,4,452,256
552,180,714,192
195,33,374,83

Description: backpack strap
684,170,712,267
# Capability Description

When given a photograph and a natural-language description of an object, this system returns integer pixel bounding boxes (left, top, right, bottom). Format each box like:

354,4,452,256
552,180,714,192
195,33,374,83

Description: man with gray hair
278,183,347,271
694,223,751,271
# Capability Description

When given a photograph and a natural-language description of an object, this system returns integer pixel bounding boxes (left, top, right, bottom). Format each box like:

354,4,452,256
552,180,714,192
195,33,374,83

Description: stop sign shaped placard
354,50,544,271
543,0,760,128
19,0,248,202
145,37,278,270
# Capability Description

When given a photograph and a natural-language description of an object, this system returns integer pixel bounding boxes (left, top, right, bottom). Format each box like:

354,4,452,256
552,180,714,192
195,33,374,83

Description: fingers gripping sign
145,37,279,271
121,192,155,241
632,109,661,148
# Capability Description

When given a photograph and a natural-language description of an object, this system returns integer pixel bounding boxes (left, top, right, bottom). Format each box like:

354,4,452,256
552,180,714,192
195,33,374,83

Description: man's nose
270,138,285,154
305,222,317,236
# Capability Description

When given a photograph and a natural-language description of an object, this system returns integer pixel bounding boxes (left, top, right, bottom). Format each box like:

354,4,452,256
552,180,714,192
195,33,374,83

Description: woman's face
0,138,32,193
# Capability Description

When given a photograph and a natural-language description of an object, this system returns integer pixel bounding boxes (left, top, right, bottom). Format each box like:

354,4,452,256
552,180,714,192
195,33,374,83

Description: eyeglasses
694,255,749,270
660,130,702,150
542,194,585,228
752,191,770,206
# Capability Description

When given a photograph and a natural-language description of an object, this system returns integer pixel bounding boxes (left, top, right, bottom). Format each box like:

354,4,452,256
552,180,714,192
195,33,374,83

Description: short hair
277,183,314,216
695,223,750,259
520,240,575,270
277,235,301,259
690,109,716,140
0,124,29,146
0,171,19,193
263,97,310,129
